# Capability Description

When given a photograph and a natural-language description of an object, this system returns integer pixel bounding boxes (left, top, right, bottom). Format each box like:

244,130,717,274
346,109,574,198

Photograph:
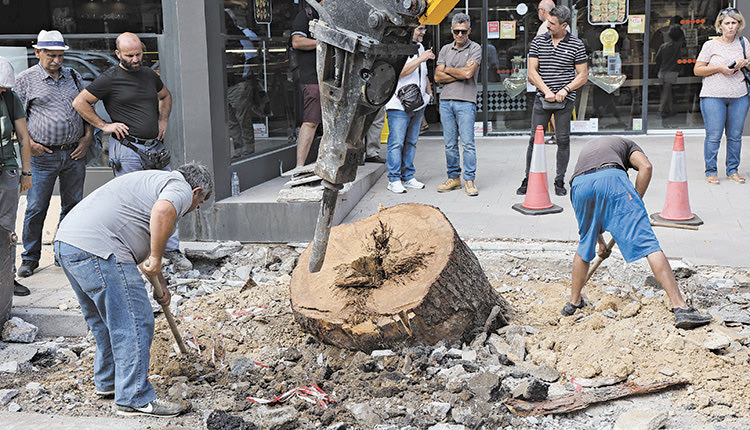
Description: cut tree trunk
290,203,512,352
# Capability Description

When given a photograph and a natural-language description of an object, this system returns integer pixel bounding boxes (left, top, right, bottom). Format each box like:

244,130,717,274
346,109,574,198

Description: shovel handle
149,275,187,354
586,238,616,283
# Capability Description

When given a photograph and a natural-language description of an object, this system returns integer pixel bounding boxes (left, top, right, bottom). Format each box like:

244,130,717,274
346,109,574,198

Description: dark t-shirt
570,136,644,184
87,66,165,139
291,6,319,85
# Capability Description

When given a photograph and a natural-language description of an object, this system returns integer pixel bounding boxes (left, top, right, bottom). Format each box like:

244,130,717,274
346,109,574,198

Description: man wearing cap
563,136,712,330
14,30,93,279
72,33,191,271
0,57,33,297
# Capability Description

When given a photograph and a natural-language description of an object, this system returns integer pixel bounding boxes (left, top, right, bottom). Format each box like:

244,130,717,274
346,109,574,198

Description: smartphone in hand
729,60,737,69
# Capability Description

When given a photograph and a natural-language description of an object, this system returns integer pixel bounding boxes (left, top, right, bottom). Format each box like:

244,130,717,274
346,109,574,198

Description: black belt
41,143,77,151
580,164,624,176
122,135,158,145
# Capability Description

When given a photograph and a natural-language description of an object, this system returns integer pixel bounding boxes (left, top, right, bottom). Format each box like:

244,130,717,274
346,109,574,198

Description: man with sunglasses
517,5,588,197
54,162,213,417
435,13,482,197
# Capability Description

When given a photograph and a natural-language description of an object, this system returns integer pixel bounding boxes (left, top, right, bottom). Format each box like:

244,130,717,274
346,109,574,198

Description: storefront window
221,1,300,162
0,0,163,34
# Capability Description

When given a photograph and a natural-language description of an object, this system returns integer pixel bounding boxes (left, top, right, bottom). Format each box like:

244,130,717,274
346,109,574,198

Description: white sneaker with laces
402,178,425,189
116,398,182,417
387,181,407,194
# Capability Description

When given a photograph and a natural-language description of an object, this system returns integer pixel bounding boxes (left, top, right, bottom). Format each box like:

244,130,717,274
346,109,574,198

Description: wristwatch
21,171,32,177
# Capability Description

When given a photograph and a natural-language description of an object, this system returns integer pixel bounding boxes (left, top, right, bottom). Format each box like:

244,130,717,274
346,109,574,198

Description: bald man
73,33,191,271
536,0,556,36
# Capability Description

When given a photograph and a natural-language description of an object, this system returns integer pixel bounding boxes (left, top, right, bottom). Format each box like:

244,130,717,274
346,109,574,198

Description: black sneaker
561,300,587,316
17,261,38,278
13,280,30,296
673,306,712,329
116,398,182,417
554,180,567,196
516,178,528,195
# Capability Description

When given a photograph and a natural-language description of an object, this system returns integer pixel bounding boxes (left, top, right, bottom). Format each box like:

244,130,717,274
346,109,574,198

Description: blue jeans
55,241,156,408
525,96,574,184
386,108,424,182
22,149,85,264
439,100,477,181
700,96,748,177
111,139,179,252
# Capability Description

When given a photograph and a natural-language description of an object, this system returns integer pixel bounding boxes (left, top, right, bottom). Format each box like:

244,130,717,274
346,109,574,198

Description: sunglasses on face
452,29,468,35
721,8,739,16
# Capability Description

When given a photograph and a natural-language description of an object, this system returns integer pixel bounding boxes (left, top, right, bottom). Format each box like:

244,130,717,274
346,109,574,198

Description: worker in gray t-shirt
53,162,214,418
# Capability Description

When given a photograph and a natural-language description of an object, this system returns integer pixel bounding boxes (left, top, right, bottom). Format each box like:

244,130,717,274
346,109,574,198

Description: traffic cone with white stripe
650,131,703,226
513,125,563,215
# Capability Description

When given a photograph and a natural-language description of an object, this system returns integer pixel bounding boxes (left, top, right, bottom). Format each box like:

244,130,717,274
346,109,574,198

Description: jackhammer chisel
305,0,459,272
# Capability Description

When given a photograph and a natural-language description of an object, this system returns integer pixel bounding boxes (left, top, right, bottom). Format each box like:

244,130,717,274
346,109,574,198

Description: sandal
727,173,746,184
545,137,557,145
561,300,588,316
706,175,720,184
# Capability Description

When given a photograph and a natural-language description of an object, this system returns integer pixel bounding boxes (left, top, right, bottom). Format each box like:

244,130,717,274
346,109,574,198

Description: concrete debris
0,361,18,373
185,241,243,261
612,409,668,430
346,402,382,427
1,317,38,343
425,402,451,421
511,378,548,402
0,389,19,405
7,402,21,412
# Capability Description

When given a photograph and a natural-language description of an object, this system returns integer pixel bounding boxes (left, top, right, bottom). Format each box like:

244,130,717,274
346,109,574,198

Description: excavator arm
307,0,459,272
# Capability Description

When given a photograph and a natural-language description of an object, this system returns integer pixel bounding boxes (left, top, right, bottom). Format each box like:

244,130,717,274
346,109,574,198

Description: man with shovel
563,136,711,330
53,162,213,417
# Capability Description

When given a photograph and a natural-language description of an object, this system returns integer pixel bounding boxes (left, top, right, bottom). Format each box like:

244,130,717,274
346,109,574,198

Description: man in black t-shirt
290,2,322,170
72,33,191,271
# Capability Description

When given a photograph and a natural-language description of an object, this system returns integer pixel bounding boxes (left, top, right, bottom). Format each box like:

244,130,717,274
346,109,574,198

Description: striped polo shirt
14,64,85,146
529,32,587,102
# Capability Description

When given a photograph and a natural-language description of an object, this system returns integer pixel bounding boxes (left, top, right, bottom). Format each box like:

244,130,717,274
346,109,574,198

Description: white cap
0,57,15,89
32,30,70,51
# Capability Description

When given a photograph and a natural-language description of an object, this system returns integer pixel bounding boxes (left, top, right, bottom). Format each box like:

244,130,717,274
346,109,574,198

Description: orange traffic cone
650,131,703,226
513,126,563,215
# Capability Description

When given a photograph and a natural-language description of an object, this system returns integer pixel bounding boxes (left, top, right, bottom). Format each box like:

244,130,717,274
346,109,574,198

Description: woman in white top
694,8,750,184
384,25,434,194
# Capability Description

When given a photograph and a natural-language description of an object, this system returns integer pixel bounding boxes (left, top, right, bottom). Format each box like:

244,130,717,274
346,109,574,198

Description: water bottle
231,172,240,197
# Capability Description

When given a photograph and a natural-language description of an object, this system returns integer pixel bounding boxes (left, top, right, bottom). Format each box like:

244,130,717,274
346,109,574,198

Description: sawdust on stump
290,203,512,352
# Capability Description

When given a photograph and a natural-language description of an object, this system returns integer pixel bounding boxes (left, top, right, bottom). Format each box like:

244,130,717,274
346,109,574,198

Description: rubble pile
1,240,749,429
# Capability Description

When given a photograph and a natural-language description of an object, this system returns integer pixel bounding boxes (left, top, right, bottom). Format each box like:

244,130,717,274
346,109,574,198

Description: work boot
13,280,30,297
437,177,461,193
116,398,182,417
554,180,567,196
17,261,38,278
673,306,712,329
465,180,478,196
164,250,193,271
561,300,588,316
516,178,528,195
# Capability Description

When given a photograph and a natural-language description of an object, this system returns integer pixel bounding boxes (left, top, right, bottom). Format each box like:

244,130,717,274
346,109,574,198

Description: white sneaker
402,178,425,189
387,181,407,194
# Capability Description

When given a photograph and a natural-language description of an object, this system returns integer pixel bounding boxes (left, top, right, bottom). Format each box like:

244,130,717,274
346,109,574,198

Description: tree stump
290,203,512,352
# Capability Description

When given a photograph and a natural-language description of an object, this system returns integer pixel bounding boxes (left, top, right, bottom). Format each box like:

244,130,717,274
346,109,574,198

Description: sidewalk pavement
9,133,749,339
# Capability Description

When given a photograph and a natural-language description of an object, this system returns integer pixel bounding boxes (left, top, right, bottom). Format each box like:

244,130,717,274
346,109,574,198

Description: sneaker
561,300,588,316
554,180,567,196
387,180,407,194
365,155,386,164
17,261,38,278
437,177,461,193
13,280,30,297
465,180,478,196
402,178,425,189
96,389,115,398
164,250,193,271
516,178,528,195
116,398,182,417
673,306,712,329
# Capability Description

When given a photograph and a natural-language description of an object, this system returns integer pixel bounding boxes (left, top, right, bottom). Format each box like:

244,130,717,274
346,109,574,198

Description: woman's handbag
739,37,750,93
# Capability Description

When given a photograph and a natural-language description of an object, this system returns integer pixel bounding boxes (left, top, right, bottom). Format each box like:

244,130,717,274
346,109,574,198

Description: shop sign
500,21,516,39
571,118,599,133
488,21,500,39
474,122,492,134
254,0,272,24
632,118,642,131
628,15,645,33
588,0,628,25
254,123,269,138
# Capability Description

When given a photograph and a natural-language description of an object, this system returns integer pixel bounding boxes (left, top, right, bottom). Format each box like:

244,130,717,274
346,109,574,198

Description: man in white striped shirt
517,6,587,197
15,30,93,279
